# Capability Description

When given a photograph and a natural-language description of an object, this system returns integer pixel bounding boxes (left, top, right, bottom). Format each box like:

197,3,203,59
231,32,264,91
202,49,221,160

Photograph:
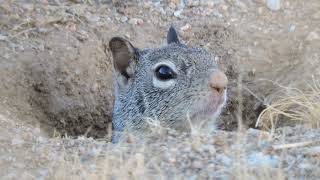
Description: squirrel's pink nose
209,71,228,95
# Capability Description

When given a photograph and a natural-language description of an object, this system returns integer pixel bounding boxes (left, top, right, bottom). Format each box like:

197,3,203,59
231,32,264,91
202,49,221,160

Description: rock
159,7,166,15
212,10,223,17
86,14,100,24
216,154,232,166
128,18,144,25
75,30,89,42
185,0,221,7
185,0,200,7
289,25,296,32
312,11,320,19
3,54,10,59
298,163,314,171
306,31,319,41
0,34,7,41
169,2,177,9
247,152,279,168
174,9,183,17
11,137,25,146
22,4,34,11
304,146,320,157
235,0,247,10
191,160,203,169
169,0,181,7
143,2,152,9
180,23,191,31
120,16,128,23
36,136,45,143
266,0,281,11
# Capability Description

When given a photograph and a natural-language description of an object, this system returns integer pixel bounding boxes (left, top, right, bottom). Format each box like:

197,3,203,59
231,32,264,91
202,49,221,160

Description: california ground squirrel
109,27,228,142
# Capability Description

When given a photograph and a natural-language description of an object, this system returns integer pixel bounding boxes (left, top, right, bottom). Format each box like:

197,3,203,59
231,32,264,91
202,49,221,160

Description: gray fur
109,27,227,142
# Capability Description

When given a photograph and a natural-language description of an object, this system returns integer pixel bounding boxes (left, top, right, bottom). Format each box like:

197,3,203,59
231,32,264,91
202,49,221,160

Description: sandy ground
0,0,320,179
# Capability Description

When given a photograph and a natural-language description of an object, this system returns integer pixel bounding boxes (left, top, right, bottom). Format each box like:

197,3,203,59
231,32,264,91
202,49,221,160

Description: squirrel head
109,27,228,135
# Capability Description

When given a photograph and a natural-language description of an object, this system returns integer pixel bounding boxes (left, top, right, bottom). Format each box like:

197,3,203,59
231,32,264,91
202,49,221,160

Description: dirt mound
26,30,114,137
0,1,123,137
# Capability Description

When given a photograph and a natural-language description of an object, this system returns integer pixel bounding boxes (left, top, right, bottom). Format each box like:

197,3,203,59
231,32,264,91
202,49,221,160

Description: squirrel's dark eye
155,65,177,80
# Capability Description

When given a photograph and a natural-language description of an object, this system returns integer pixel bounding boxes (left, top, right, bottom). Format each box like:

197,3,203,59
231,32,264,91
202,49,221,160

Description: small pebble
304,146,320,157
266,0,281,11
174,9,183,17
247,152,279,168
192,160,203,169
289,25,296,32
11,137,24,146
128,18,144,25
0,34,7,41
120,16,128,23
180,23,191,31
306,31,319,41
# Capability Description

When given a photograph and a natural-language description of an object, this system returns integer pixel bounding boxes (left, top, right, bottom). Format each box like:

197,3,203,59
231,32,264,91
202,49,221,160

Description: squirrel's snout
209,71,228,95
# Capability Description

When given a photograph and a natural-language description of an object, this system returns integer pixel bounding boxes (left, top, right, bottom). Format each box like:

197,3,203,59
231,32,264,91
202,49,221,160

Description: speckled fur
110,29,226,142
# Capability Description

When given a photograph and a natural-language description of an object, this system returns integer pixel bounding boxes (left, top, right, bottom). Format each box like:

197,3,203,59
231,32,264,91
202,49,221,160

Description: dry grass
256,79,320,132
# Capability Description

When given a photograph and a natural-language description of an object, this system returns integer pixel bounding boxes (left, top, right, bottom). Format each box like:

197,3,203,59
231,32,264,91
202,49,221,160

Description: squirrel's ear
167,26,180,44
109,37,137,78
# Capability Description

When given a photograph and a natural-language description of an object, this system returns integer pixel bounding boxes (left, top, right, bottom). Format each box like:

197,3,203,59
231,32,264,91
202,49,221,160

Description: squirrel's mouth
190,93,226,122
